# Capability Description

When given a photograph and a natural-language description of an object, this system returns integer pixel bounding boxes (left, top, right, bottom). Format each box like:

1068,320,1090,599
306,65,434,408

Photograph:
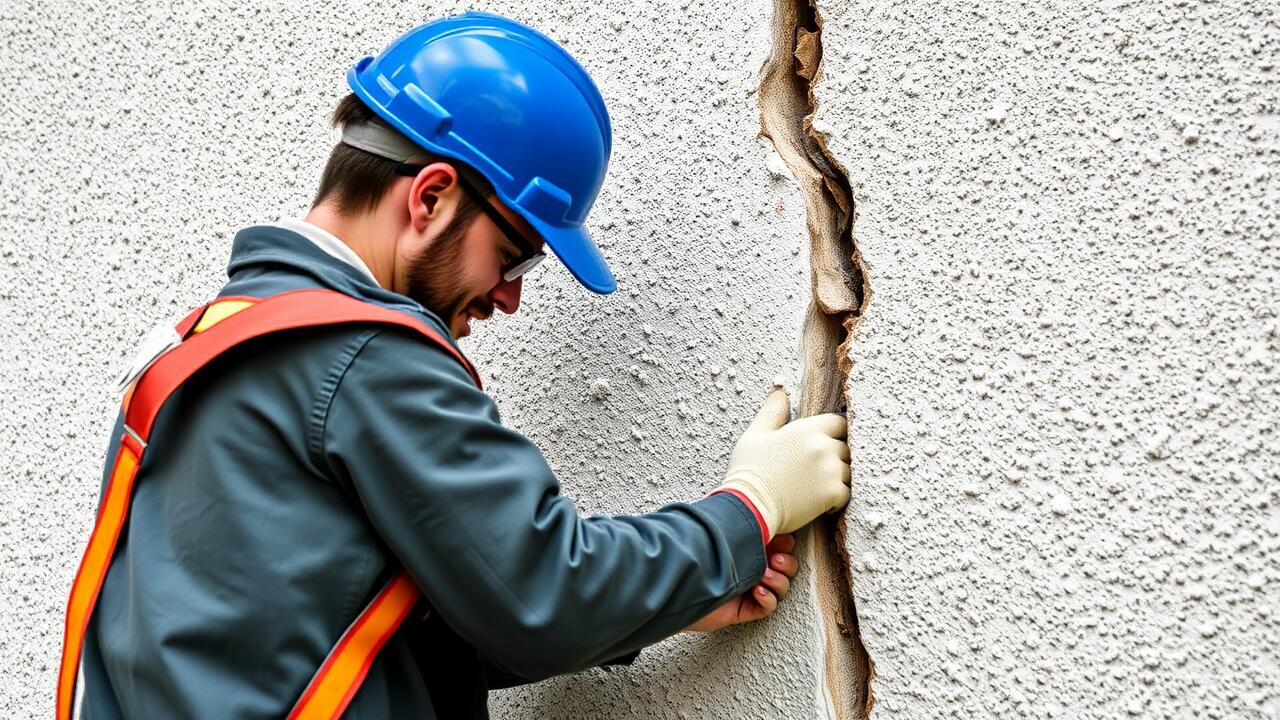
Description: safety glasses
394,163,546,282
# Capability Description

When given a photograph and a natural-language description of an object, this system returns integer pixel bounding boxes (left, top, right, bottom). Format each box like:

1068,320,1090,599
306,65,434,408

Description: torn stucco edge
756,0,875,717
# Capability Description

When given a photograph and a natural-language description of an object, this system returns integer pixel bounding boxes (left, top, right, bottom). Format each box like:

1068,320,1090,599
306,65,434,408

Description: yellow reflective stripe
288,574,419,720
193,300,255,333
57,443,141,720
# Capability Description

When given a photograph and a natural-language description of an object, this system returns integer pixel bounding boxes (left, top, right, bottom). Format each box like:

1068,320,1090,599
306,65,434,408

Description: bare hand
683,534,799,633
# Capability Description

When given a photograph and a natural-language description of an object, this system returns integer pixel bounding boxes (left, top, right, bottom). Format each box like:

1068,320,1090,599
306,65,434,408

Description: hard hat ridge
347,11,617,294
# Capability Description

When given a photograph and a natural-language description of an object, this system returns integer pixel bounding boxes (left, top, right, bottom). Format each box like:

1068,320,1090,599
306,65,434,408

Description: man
69,11,851,719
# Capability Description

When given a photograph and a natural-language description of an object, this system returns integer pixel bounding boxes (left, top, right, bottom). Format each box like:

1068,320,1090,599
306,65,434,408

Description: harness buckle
114,322,183,396
121,424,148,451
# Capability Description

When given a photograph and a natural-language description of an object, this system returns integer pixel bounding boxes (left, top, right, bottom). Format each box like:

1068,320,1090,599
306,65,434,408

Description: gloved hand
716,386,851,539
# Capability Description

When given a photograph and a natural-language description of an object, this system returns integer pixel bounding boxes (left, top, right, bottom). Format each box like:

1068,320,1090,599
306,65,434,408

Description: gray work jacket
80,225,765,719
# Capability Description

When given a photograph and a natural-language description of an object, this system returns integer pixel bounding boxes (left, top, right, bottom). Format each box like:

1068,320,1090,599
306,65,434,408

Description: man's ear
407,162,460,232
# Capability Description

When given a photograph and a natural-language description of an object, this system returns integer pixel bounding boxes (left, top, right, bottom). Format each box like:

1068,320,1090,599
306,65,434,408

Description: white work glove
717,386,851,538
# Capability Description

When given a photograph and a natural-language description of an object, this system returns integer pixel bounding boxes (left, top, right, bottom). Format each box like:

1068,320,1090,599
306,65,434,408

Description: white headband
340,121,425,163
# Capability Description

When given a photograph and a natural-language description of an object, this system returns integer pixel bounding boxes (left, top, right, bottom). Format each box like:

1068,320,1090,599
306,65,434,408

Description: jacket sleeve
318,329,766,681
483,649,641,690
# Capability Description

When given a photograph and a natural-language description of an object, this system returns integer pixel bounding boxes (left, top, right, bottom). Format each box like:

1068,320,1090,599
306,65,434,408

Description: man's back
84,227,460,717
80,224,766,718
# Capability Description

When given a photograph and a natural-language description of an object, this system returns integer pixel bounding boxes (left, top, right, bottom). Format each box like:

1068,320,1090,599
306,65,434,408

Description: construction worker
59,11,852,719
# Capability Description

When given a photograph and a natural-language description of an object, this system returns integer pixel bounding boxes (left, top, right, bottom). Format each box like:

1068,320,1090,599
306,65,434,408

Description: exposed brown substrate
757,0,874,717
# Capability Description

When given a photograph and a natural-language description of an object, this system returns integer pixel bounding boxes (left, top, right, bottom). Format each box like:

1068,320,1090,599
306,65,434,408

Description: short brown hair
311,93,495,217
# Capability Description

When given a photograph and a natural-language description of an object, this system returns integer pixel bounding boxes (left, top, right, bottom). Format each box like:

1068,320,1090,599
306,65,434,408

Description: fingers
748,387,791,432
827,435,851,463
768,550,798,579
751,561,794,620
826,481,852,514
792,412,847,440
761,567,791,599
749,583,779,615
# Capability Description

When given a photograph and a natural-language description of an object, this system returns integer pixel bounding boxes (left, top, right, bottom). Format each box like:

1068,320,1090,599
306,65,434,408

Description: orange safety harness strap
57,288,481,720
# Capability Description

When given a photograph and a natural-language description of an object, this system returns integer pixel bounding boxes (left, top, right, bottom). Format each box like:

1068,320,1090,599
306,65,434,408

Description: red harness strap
57,289,481,720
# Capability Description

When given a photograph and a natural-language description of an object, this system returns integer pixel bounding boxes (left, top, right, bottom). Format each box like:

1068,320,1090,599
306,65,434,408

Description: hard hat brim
521,216,616,294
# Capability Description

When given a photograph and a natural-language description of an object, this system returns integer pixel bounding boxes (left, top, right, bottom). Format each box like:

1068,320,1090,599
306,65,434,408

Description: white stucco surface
2,0,1277,718
1,0,827,717
822,0,1280,717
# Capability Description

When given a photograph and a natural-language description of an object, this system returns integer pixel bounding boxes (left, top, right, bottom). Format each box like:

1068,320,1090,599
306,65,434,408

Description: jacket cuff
709,488,771,549
693,491,767,583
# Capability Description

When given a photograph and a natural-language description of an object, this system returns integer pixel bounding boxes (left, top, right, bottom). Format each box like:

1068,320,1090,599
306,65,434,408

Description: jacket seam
309,329,389,626
307,328,383,472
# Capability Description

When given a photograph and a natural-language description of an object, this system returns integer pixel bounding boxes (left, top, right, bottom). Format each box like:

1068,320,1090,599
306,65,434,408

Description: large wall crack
757,0,874,717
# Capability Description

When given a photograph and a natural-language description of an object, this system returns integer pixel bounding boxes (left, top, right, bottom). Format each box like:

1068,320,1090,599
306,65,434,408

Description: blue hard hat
348,11,617,294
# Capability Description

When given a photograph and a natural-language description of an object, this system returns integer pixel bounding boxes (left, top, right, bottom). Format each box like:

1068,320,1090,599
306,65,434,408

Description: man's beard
405,209,488,330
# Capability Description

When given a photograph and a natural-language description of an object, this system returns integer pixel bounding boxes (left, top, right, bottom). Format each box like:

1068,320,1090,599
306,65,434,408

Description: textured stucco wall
3,0,1278,719
822,0,1280,717
0,0,829,717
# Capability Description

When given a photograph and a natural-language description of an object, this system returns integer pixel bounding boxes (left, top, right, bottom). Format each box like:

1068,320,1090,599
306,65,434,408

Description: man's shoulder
215,276,457,351
187,290,471,404
265,301,472,387
338,322,480,390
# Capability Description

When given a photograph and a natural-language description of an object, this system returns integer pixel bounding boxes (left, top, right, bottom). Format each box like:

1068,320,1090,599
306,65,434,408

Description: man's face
403,181,544,340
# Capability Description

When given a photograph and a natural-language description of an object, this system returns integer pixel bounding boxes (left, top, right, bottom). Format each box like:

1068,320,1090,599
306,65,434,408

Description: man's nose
489,275,523,315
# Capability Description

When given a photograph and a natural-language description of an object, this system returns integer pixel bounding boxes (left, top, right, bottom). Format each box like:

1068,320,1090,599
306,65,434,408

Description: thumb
748,386,791,432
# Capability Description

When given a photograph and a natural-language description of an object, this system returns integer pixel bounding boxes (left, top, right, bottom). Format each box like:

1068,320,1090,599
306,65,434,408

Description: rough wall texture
0,0,830,717
2,0,1277,719
821,0,1280,717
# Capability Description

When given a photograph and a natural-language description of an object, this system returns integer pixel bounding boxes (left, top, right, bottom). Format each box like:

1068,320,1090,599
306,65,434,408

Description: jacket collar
272,219,380,286
224,223,455,339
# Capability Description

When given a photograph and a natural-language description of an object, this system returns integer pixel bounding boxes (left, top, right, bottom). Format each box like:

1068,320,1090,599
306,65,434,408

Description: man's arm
319,329,766,681
482,650,641,691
